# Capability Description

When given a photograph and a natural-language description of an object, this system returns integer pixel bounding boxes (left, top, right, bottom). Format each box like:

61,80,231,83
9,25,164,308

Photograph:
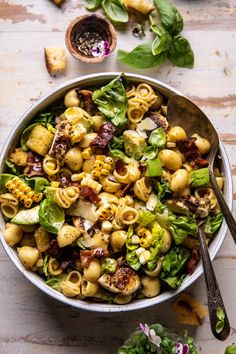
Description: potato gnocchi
0,75,224,304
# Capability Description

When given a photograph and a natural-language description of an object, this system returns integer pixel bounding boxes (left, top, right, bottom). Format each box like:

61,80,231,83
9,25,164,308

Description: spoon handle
210,171,236,244
198,225,230,340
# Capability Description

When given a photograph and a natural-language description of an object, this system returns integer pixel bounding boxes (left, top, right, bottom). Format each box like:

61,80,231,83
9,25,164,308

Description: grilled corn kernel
71,172,91,182
97,203,114,221
139,250,151,265
81,177,102,194
5,177,42,208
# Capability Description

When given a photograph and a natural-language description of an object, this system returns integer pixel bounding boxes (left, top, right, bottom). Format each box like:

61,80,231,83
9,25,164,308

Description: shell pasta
0,75,224,305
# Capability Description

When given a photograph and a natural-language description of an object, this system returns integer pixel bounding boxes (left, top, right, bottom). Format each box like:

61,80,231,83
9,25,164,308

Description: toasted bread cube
44,47,66,75
50,0,64,5
9,148,28,166
26,125,54,156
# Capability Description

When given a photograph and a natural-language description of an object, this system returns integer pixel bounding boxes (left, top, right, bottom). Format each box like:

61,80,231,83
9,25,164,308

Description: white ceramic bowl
0,73,233,312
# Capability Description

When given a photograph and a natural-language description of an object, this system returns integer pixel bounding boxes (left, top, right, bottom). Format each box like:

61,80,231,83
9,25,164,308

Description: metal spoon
167,94,236,243
167,94,231,340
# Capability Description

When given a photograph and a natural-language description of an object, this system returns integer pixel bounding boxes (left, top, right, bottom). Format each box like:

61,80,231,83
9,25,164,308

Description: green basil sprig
216,307,225,334
168,35,194,68
85,0,128,24
153,0,183,35
85,0,102,10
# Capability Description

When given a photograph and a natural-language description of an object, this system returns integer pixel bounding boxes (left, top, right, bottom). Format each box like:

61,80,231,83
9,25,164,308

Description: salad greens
25,177,50,193
190,168,210,188
146,158,163,177
117,323,198,354
147,222,164,271
126,225,141,271
0,174,14,193
39,199,65,234
148,127,166,148
4,160,21,175
160,246,190,289
92,74,128,126
204,213,224,235
153,179,172,202
109,136,124,150
101,257,118,274
45,275,64,291
168,213,198,245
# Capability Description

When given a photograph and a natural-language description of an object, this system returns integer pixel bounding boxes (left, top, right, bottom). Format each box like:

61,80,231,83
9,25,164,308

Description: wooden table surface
0,0,236,353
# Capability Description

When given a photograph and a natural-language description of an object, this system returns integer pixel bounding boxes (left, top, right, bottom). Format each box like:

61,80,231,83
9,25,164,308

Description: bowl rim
0,72,233,313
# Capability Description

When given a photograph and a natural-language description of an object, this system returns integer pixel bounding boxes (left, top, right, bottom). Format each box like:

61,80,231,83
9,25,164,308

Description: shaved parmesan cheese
137,118,157,131
79,233,95,248
146,193,158,211
67,200,98,222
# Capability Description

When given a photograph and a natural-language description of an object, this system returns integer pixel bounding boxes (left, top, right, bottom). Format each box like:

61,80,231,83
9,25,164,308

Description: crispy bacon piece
60,260,72,270
146,112,169,132
80,248,108,268
47,239,61,258
90,122,116,149
24,152,45,177
177,138,208,168
80,186,100,204
115,159,126,174
49,120,71,165
75,89,97,115
138,163,147,174
187,247,201,275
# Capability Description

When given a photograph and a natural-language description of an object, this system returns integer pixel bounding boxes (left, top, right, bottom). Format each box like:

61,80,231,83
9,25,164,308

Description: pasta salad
0,74,224,304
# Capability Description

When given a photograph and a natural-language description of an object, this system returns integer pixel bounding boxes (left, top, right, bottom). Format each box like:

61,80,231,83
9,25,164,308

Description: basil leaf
92,74,128,126
153,0,183,35
85,0,102,10
21,123,38,151
102,0,128,24
152,26,172,56
217,307,225,321
4,160,21,175
39,199,64,234
168,35,194,68
216,320,225,334
118,43,167,69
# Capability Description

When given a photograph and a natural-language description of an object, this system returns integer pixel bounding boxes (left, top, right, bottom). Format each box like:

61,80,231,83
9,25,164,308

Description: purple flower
92,41,110,57
139,323,161,347
175,343,190,354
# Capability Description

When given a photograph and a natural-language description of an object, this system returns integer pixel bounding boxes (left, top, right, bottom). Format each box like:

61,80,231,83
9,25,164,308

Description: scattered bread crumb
173,293,208,326
44,47,66,76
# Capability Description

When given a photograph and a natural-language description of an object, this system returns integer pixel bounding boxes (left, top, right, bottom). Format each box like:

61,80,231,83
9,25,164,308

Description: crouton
50,0,65,5
26,125,54,156
44,47,66,76
173,293,208,326
9,148,28,167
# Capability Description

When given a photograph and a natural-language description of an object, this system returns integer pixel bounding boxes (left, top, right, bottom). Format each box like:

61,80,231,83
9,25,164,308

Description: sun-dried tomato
90,122,116,149
177,138,208,168
75,89,97,115
24,152,45,177
80,186,100,204
80,248,108,268
187,247,201,275
47,239,61,258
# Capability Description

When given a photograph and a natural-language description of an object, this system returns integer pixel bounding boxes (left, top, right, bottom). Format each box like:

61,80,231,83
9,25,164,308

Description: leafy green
102,0,128,24
146,158,163,177
21,123,38,151
148,127,166,148
86,0,102,10
126,225,141,271
45,275,64,291
204,213,224,235
141,146,157,161
92,75,128,126
109,149,131,163
153,0,183,35
0,174,15,192
4,160,21,175
153,179,172,202
216,306,225,334
138,211,158,227
25,177,50,193
109,136,124,150
91,288,114,303
34,112,56,132
101,258,117,274
225,345,236,354
160,246,190,289
118,43,167,69
190,168,210,188
43,254,50,278
152,26,172,56
147,222,164,270
39,199,64,234
184,330,199,354
168,213,198,245
168,35,194,68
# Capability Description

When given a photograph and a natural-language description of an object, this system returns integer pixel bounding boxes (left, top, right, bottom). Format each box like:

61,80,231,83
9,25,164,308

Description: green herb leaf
168,213,198,245
153,0,183,35
25,177,50,193
109,136,124,150
45,275,64,291
217,307,225,321
85,0,102,10
225,344,236,354
190,168,210,188
204,213,224,236
109,149,131,163
152,26,172,56
216,320,225,334
138,210,158,227
4,160,21,175
148,127,166,148
153,179,172,202
118,43,167,69
168,35,194,68
147,222,164,270
39,199,64,234
125,225,141,271
92,74,128,126
102,0,128,24
141,146,157,161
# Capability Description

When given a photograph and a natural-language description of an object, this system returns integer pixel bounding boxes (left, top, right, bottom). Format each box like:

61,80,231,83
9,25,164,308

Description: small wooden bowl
65,14,117,63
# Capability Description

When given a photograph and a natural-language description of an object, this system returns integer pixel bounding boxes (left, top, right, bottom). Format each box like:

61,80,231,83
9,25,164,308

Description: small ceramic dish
65,14,117,63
